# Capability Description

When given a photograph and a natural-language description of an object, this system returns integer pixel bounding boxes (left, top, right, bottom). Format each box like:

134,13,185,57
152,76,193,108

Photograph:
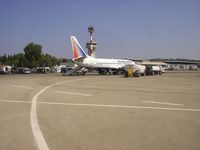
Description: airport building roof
139,61,168,66
164,60,200,65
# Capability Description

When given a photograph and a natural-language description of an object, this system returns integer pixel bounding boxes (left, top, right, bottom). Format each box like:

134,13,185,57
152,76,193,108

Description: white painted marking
0,99,199,112
12,85,33,89
141,100,184,106
0,99,30,104
55,90,92,97
38,102,200,112
30,78,89,150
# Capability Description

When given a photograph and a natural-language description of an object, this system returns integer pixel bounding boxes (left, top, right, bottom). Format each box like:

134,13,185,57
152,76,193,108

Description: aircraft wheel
134,70,140,77
124,71,128,77
103,70,108,75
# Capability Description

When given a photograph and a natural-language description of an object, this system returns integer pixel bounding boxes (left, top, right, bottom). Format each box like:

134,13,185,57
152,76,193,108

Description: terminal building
164,60,199,71
132,59,200,71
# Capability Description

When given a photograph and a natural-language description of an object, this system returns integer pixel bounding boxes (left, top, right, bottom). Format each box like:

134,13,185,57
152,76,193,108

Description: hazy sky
0,0,200,59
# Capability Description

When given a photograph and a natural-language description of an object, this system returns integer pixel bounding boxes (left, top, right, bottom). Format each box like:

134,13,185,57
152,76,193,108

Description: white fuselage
74,57,135,69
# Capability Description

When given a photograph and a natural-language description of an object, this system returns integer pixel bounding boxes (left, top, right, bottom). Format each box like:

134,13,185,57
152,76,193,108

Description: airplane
70,36,135,75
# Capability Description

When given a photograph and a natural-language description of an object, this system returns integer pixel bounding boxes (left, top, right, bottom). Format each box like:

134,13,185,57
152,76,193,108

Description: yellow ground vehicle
124,64,143,77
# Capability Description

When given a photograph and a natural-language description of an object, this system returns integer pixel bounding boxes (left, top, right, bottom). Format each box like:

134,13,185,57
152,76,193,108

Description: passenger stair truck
124,64,146,77
62,65,88,76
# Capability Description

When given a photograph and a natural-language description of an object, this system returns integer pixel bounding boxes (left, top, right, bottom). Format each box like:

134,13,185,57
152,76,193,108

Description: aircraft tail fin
70,36,89,60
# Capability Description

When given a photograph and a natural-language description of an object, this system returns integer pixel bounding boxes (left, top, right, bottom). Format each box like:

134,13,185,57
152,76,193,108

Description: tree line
0,43,63,68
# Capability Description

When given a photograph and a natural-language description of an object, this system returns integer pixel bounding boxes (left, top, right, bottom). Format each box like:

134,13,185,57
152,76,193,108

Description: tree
37,54,61,67
17,53,28,67
38,54,51,67
1,43,62,68
24,43,42,68
2,54,7,65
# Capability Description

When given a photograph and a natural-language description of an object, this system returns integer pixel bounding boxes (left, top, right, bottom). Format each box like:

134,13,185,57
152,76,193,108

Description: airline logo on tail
70,36,88,60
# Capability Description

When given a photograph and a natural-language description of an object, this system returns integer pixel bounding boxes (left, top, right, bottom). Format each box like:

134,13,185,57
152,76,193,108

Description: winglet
70,36,88,60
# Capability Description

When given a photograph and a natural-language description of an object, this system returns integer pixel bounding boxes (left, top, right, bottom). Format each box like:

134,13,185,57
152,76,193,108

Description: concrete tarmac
0,72,200,150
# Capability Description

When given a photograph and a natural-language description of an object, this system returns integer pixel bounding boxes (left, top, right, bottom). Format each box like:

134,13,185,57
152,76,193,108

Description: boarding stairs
63,65,85,76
